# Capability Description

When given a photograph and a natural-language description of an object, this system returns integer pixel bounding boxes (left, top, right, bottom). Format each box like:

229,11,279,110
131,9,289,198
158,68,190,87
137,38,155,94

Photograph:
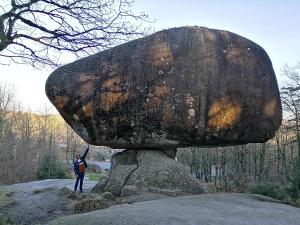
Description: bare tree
64,121,83,164
0,83,16,139
0,0,150,67
281,63,300,158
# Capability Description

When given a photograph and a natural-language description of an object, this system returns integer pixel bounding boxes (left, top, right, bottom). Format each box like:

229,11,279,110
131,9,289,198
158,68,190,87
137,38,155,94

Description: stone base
95,149,204,196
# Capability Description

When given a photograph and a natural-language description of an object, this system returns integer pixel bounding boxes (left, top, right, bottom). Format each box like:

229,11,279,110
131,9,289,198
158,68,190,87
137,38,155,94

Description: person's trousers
74,172,85,192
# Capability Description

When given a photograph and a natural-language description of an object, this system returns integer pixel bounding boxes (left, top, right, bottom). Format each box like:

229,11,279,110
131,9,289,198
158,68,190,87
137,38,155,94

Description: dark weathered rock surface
91,174,109,193
46,26,282,149
121,185,139,197
102,192,115,201
104,164,138,195
126,150,204,194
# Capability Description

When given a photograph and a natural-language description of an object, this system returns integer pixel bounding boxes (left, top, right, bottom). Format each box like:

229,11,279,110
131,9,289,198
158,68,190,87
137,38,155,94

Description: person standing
73,145,89,192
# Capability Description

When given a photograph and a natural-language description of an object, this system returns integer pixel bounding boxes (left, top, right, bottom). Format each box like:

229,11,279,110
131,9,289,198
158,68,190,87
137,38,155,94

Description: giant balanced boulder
46,26,281,149
46,26,282,194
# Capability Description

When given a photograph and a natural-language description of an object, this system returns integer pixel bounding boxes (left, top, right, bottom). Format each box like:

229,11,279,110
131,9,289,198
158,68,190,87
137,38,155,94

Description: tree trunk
258,143,266,183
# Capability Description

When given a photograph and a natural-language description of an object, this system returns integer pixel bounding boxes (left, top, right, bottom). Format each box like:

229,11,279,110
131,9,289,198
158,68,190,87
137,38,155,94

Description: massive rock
46,26,282,195
46,26,281,149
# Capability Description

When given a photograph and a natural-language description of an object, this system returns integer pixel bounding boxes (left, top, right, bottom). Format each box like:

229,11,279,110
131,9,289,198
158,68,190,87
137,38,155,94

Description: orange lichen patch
100,92,129,111
153,85,170,98
226,48,243,64
148,97,162,109
144,41,174,66
82,101,94,117
52,96,69,109
79,75,98,82
79,77,95,96
102,76,122,91
99,75,128,110
147,85,170,110
264,99,277,117
205,30,216,42
208,97,242,130
220,31,230,40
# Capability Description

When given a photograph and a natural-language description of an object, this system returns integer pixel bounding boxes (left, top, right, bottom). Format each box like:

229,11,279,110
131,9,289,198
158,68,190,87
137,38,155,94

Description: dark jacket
73,147,89,175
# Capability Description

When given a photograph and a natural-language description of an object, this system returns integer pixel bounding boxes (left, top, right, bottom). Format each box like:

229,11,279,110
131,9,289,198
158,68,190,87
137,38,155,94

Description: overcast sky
1,0,299,111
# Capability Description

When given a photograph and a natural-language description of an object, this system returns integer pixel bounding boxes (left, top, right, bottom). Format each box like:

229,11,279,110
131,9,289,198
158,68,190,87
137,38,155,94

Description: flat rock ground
0,179,97,225
1,179,300,225
48,193,300,225
0,179,169,225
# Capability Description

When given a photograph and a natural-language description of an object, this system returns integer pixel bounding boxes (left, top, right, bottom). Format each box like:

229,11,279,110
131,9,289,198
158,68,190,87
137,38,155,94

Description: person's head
75,153,80,159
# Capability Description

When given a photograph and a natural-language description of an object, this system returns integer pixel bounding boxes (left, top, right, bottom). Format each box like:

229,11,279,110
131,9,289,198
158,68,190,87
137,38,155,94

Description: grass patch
88,173,105,181
250,183,288,201
32,187,54,194
0,215,14,225
0,189,16,208
37,151,71,179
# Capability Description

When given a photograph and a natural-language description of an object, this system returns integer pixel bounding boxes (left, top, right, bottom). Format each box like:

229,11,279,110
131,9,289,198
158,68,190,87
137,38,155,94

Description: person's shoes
79,190,83,193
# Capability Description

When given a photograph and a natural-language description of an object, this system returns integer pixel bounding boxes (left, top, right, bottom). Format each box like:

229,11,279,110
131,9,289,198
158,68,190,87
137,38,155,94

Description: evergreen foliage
37,151,69,179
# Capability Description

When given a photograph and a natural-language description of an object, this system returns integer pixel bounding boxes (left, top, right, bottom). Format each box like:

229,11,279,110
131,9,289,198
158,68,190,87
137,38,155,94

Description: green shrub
250,183,288,200
0,189,15,208
88,172,104,181
0,216,14,225
87,164,101,173
37,151,70,179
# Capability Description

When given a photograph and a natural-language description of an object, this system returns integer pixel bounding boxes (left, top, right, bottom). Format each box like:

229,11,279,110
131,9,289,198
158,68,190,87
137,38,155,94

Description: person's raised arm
81,145,89,159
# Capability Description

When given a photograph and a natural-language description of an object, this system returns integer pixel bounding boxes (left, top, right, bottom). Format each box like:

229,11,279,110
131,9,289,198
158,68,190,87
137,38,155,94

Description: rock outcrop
98,150,204,195
46,26,282,149
46,26,282,195
125,150,204,194
47,193,300,225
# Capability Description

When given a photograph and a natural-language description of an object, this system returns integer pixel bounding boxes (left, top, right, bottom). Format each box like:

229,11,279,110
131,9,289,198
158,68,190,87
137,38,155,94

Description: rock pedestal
95,149,204,196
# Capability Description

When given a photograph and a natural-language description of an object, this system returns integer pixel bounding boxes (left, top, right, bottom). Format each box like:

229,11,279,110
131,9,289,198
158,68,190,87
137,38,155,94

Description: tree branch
0,0,151,68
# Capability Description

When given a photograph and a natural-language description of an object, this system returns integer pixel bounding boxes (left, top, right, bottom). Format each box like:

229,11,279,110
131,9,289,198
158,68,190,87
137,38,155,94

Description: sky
1,0,299,111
